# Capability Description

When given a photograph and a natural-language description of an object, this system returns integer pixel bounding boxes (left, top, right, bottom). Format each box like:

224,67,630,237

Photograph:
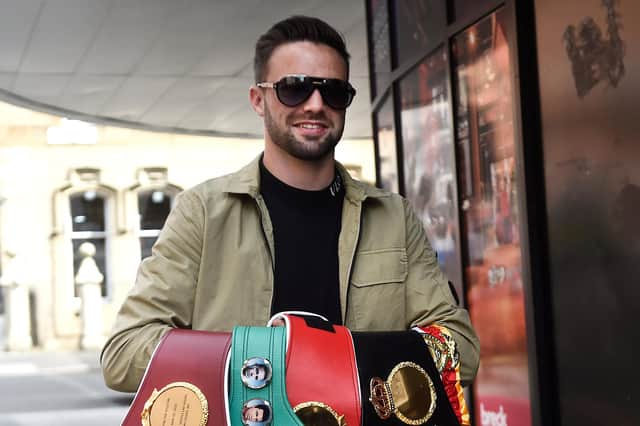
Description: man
242,364,268,383
101,15,479,393
242,403,271,424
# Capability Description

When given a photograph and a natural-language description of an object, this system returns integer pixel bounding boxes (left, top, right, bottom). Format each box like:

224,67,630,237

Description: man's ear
249,85,265,117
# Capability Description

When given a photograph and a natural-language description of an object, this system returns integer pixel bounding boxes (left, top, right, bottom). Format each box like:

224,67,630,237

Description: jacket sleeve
100,190,204,392
402,198,480,386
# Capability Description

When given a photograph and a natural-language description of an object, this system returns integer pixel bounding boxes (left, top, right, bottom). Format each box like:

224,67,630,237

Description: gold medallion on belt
141,381,208,426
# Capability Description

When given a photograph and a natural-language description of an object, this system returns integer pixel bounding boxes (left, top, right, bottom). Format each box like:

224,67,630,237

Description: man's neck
262,145,335,191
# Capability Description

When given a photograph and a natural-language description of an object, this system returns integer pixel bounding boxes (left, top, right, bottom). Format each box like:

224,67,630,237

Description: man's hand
271,318,285,327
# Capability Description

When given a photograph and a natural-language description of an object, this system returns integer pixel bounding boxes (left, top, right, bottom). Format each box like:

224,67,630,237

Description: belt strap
282,313,361,426
229,326,302,426
122,329,231,426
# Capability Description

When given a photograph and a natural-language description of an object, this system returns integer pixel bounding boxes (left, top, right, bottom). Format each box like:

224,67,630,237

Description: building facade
0,101,374,351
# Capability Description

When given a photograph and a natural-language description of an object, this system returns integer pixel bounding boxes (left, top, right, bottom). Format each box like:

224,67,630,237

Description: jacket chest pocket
348,248,408,330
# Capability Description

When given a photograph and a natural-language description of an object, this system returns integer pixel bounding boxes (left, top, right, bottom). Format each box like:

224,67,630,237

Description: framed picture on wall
451,8,532,426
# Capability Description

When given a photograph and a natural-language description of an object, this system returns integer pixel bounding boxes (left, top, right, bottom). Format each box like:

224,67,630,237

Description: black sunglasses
257,75,356,110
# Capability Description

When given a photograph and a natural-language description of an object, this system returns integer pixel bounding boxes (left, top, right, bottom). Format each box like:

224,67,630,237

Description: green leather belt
229,326,303,426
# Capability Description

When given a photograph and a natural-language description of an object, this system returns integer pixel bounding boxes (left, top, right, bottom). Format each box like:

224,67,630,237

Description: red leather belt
121,329,231,426
276,313,361,426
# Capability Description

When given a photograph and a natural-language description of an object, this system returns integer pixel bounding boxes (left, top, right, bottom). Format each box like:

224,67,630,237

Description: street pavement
0,349,133,426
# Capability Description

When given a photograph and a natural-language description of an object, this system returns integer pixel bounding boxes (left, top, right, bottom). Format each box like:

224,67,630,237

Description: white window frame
51,168,117,339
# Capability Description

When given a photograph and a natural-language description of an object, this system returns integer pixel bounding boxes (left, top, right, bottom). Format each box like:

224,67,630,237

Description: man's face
253,41,348,162
244,407,264,422
247,365,266,381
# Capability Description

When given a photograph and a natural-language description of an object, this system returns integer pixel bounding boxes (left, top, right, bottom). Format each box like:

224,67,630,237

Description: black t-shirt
259,160,344,324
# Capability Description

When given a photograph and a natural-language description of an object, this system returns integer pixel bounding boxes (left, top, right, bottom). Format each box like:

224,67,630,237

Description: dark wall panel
534,0,640,424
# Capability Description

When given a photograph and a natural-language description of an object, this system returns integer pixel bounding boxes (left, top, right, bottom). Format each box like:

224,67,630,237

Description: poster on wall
399,47,463,298
451,8,532,426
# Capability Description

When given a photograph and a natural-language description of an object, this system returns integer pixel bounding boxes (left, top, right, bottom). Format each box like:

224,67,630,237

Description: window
70,190,109,296
373,92,400,192
398,47,463,296
368,0,392,97
138,188,175,259
52,168,116,302
393,0,446,66
132,168,181,259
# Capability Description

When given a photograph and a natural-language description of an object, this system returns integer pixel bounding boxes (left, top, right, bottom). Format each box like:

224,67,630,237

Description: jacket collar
223,153,389,202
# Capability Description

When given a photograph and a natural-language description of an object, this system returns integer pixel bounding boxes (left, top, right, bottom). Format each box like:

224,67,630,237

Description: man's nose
302,88,325,112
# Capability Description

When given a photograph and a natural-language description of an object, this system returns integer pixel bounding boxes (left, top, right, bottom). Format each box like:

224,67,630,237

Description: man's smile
292,120,329,137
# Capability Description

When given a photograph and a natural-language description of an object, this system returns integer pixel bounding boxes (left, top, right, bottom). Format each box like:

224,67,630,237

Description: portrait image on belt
100,11,480,425
241,357,273,389
242,399,272,426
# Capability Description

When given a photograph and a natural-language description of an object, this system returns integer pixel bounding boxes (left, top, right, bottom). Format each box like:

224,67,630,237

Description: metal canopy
0,0,371,138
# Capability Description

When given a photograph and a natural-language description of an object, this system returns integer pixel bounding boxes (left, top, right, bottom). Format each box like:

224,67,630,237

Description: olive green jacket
101,156,479,392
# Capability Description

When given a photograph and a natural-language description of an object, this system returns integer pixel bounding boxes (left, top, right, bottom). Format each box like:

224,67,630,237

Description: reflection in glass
138,189,171,230
374,93,399,193
138,188,173,259
399,47,463,296
71,191,105,232
70,192,108,296
369,0,392,97
451,9,531,425
450,0,494,24
393,0,445,66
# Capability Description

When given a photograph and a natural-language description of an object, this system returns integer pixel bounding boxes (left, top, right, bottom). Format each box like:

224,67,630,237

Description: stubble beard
264,103,344,161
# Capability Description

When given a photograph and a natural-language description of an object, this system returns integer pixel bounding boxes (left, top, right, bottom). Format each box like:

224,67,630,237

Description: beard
264,103,344,161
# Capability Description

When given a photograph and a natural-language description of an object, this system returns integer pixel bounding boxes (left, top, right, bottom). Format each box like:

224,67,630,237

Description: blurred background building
0,1,638,425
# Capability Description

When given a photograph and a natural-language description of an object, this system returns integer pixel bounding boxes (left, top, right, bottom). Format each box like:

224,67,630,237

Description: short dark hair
254,15,351,83
252,404,271,422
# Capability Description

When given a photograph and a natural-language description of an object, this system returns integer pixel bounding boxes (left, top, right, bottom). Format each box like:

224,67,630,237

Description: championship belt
121,329,231,426
228,326,302,426
351,330,461,426
272,312,361,426
414,325,470,426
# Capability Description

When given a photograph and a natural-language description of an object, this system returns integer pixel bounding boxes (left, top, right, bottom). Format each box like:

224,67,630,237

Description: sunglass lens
321,79,353,109
277,76,313,107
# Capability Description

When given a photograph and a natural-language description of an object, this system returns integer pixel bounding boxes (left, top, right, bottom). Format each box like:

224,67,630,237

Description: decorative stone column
74,242,105,350
0,251,33,351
